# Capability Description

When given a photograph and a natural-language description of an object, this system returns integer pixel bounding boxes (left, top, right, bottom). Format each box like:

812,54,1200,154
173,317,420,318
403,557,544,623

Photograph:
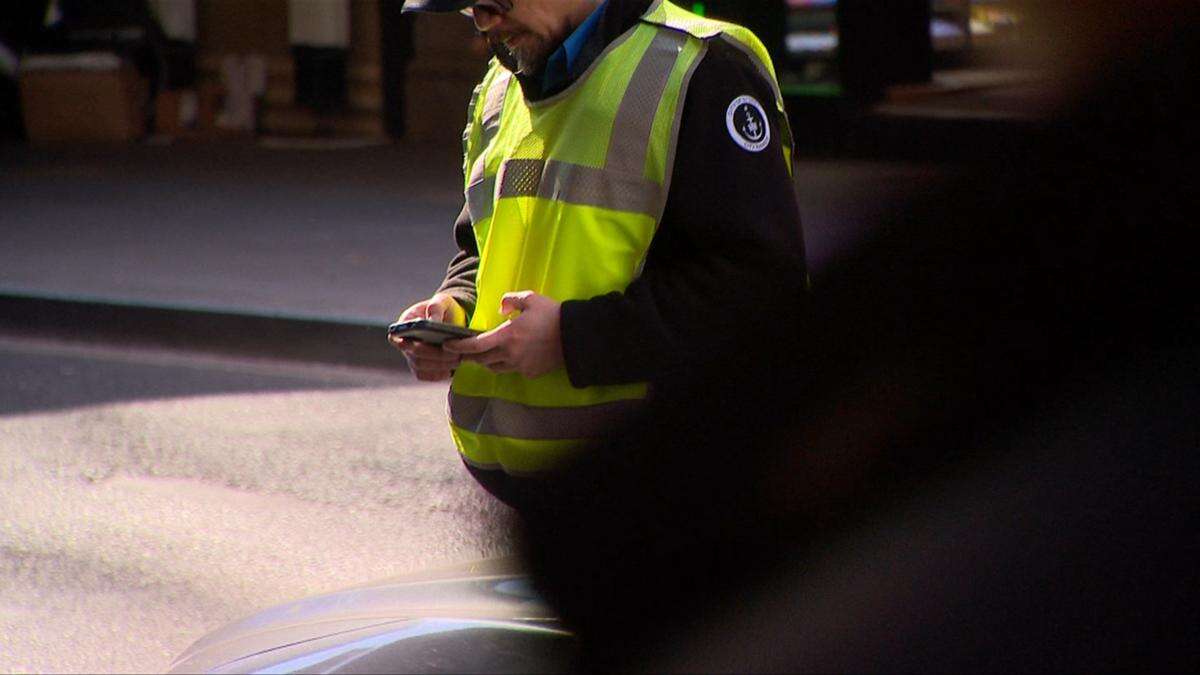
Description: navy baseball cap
401,0,474,12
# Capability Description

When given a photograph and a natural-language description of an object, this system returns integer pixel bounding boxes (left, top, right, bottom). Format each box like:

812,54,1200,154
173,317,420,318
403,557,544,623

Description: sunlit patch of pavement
0,348,519,673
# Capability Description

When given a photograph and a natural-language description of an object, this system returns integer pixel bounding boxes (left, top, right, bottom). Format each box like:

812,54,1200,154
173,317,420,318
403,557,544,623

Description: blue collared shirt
541,1,609,94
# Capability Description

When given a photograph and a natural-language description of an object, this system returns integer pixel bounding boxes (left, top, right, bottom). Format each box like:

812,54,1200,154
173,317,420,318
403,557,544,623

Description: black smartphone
387,319,481,345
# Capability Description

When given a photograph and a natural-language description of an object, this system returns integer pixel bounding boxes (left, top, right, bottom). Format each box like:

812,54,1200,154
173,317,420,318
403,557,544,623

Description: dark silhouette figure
519,2,1198,671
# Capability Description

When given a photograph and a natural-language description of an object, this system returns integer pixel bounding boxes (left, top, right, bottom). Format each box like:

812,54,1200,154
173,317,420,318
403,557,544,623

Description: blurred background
0,0,1058,328
1,0,1040,150
1,1,1194,673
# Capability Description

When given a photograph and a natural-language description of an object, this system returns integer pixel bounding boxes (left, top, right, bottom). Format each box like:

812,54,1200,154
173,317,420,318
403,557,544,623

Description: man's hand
388,293,466,382
443,291,564,380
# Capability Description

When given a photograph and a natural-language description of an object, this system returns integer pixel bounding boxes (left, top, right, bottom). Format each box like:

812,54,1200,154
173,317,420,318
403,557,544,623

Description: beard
487,32,549,76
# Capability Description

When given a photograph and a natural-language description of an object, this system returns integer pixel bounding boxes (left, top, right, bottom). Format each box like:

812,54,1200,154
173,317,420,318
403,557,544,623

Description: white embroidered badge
726,95,771,153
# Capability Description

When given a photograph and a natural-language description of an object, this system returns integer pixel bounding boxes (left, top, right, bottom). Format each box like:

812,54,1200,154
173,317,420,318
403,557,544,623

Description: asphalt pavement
0,335,517,673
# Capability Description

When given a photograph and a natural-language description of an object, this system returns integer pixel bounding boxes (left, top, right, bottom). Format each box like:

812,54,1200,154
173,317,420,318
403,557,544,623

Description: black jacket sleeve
435,202,480,318
560,38,808,387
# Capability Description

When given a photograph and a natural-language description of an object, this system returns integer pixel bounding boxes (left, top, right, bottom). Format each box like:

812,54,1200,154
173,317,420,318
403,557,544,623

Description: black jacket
438,0,807,388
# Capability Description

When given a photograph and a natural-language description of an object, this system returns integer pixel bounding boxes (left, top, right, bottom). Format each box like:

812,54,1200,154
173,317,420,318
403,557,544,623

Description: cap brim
400,0,474,13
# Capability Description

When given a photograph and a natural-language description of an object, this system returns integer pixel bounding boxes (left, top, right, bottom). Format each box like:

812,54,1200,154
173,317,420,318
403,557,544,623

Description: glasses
460,0,513,18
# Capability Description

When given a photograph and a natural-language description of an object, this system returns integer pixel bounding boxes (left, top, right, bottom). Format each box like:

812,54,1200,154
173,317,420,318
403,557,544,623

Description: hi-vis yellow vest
449,0,793,475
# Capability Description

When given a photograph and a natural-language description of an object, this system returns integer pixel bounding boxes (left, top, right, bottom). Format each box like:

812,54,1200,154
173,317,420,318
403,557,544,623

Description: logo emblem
726,95,771,153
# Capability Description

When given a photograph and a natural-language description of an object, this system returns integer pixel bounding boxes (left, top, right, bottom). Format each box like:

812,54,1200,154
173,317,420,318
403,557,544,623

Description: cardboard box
19,54,149,142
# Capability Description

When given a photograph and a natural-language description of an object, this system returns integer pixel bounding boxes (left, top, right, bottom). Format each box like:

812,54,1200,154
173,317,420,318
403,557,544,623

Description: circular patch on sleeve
726,95,771,153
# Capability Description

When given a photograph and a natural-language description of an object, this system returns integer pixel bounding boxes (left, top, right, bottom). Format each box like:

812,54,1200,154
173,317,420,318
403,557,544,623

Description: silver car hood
169,558,574,674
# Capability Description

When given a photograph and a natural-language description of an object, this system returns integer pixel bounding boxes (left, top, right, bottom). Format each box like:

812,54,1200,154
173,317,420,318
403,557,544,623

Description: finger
400,340,462,362
391,336,421,353
414,368,453,382
411,357,463,371
392,336,436,356
485,362,516,374
462,355,515,374
499,290,535,316
405,341,444,356
443,321,510,354
411,350,462,366
426,301,446,323
397,301,430,323
460,350,509,368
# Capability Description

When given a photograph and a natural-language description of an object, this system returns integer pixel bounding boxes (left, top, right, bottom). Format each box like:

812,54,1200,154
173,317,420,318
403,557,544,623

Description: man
390,0,807,508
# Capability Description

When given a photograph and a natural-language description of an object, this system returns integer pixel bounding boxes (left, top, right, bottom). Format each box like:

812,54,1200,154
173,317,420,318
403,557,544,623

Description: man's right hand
388,293,466,382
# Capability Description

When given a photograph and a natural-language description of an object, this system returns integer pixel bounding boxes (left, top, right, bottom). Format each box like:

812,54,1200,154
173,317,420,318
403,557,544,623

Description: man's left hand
443,291,564,379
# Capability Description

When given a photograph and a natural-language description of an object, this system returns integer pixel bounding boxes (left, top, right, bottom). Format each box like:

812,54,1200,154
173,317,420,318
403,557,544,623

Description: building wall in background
196,0,289,59
27,1,476,143
149,0,196,42
402,13,488,145
287,0,349,48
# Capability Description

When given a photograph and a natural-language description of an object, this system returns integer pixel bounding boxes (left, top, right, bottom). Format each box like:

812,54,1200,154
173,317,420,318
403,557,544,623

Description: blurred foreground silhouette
520,2,1198,671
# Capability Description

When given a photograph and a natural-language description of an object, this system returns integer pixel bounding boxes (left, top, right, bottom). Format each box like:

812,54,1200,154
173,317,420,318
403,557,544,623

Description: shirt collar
540,0,609,95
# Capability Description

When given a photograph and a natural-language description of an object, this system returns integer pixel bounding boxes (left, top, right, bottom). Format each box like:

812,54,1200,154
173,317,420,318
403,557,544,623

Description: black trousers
463,460,557,518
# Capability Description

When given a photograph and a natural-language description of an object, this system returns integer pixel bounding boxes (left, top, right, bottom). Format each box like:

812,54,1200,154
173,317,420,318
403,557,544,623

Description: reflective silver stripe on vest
480,70,512,147
541,160,663,215
487,30,685,217
606,29,688,177
497,158,545,199
464,71,513,224
656,38,707,225
466,174,497,223
450,391,643,441
496,158,663,216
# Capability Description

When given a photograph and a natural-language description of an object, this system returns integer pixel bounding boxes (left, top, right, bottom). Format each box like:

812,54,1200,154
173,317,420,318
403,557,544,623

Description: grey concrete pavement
1,140,952,333
0,334,517,673
1,140,466,325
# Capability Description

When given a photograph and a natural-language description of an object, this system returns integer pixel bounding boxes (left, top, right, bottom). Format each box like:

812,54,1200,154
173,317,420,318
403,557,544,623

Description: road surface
0,334,518,673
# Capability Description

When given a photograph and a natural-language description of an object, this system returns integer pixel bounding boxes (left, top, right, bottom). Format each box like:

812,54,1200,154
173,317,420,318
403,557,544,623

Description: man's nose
472,6,504,33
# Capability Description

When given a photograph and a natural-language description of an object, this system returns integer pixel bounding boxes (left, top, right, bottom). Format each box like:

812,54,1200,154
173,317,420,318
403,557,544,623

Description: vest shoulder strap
641,0,731,39
641,0,785,112
640,0,793,168
464,61,513,181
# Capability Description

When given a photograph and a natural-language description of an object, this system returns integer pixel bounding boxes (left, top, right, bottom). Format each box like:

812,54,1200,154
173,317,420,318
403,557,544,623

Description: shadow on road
0,336,402,416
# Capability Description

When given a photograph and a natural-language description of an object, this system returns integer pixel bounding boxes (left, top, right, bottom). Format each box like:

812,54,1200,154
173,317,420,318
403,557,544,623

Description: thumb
425,301,446,322
500,290,535,316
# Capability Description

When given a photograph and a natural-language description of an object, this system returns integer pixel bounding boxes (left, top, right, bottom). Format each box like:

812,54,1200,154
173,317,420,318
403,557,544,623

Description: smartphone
387,319,480,345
